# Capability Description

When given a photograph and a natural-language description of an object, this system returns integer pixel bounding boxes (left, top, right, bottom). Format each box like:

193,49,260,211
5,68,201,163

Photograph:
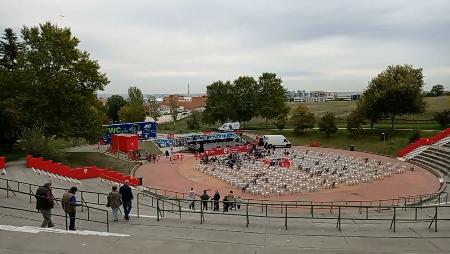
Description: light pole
382,132,386,143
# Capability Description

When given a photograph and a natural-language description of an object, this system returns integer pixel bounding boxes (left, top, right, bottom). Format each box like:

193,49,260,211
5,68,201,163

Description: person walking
107,185,122,222
119,180,133,220
188,187,196,210
35,180,55,228
200,190,210,211
213,190,220,211
62,187,79,230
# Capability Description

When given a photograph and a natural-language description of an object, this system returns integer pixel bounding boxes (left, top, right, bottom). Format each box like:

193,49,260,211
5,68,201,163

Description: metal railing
139,193,450,232
0,186,110,232
0,177,109,207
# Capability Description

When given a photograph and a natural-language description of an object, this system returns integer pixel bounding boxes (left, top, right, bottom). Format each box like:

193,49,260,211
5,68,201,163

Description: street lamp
381,132,386,142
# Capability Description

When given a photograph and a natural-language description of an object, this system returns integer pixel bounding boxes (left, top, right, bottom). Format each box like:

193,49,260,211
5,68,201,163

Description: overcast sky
1,0,450,94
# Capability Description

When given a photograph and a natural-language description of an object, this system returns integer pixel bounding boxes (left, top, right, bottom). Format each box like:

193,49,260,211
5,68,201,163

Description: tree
19,127,70,161
291,105,315,135
118,104,146,123
147,95,161,121
359,64,426,129
169,96,179,130
434,110,450,128
106,95,127,123
257,73,288,128
18,22,109,139
0,100,19,151
203,81,236,125
128,86,144,105
430,84,445,97
355,94,382,128
274,113,288,130
233,76,259,126
319,112,338,137
187,111,202,130
0,28,21,70
346,110,365,135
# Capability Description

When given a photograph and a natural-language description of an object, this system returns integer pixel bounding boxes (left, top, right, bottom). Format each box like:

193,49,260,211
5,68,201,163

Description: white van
218,122,240,131
261,135,291,148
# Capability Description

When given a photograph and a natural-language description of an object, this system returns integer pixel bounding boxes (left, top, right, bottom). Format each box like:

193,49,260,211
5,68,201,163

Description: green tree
360,64,426,129
147,95,161,121
274,113,288,130
106,95,127,123
0,100,19,151
128,86,144,105
20,127,70,161
430,84,445,97
187,111,202,130
233,76,259,127
434,110,450,128
319,112,338,137
169,96,179,130
18,22,109,138
203,81,236,125
118,104,146,123
346,110,365,135
257,73,288,128
291,105,315,135
0,28,21,70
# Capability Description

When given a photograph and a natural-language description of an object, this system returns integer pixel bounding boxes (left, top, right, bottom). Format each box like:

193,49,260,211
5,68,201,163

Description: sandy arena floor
134,146,440,203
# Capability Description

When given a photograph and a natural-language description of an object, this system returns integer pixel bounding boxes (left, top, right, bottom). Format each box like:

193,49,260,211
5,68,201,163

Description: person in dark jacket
62,187,78,230
35,181,55,228
213,190,220,211
119,180,133,220
200,190,210,211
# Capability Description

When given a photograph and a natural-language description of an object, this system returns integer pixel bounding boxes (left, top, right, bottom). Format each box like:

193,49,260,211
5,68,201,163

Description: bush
434,110,450,128
409,130,420,143
186,111,202,130
291,105,315,135
346,110,365,135
274,114,287,130
20,128,71,161
319,112,338,137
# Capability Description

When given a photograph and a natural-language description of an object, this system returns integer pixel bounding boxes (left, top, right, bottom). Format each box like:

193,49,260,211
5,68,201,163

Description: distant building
287,90,361,102
160,95,207,111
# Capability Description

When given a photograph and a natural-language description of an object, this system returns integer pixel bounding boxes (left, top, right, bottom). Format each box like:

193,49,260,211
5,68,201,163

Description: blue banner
103,122,157,144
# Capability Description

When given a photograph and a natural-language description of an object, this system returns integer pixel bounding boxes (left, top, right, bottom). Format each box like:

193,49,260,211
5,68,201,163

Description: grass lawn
64,152,137,174
140,140,163,155
251,129,439,157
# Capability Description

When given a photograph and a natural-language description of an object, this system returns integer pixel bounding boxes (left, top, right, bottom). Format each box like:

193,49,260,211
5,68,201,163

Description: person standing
119,180,133,220
188,187,196,210
62,187,78,230
200,190,209,211
107,185,122,222
35,181,55,228
213,190,220,211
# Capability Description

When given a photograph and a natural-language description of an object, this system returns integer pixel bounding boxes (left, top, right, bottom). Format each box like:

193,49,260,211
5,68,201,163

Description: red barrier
0,157,6,169
196,144,252,159
26,156,140,186
397,128,450,157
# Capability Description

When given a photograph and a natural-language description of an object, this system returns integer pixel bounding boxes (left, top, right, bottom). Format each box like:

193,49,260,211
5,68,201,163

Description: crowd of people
186,187,242,213
195,148,409,196
35,180,135,230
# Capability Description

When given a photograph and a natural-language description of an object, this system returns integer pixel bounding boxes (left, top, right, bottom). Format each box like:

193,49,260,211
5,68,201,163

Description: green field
251,129,439,157
159,96,449,132
64,152,137,174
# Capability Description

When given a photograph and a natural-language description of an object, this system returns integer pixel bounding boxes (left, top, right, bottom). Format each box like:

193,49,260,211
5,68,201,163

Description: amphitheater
1,137,450,253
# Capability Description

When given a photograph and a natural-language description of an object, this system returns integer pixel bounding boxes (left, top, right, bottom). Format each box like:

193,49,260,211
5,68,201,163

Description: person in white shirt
188,187,196,210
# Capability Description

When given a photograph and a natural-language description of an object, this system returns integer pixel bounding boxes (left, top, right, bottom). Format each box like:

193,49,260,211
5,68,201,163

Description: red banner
196,144,252,159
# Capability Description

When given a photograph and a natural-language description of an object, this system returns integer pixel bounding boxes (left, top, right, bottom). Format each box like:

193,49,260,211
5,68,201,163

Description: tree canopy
430,84,445,97
146,95,161,121
203,73,288,128
0,23,109,145
128,86,144,105
319,112,338,137
291,105,315,135
357,64,425,129
106,95,127,123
